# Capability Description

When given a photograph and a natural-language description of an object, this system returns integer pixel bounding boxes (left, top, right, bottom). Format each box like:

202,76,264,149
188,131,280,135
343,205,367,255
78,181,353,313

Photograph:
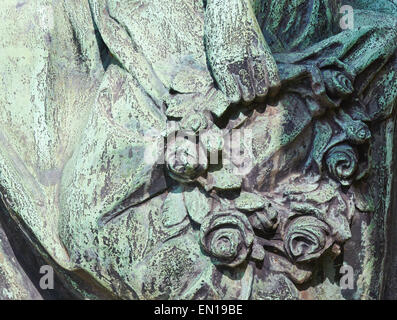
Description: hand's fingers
259,48,281,98
221,74,242,104
236,67,256,104
267,77,281,98
213,64,241,103
253,55,281,100
265,55,281,97
252,57,269,100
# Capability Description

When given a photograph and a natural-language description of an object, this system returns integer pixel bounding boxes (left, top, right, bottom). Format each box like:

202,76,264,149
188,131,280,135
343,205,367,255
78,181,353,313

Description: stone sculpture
0,0,397,299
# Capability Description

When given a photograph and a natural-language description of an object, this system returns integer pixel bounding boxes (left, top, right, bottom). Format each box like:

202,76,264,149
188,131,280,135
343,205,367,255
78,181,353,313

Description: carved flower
323,70,354,98
284,216,332,263
166,136,208,183
325,144,358,186
200,211,254,267
235,192,280,233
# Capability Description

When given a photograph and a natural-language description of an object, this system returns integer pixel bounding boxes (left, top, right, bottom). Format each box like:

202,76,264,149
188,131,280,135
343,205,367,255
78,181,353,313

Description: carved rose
200,211,254,267
166,136,208,183
325,144,358,186
323,70,354,98
284,216,332,263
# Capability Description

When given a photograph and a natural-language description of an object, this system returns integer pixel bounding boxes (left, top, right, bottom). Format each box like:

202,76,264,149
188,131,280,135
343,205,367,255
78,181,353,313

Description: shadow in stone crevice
0,200,115,300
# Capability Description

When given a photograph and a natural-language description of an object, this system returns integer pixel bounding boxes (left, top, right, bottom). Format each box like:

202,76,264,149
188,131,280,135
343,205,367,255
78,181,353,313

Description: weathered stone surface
0,223,41,300
0,0,397,300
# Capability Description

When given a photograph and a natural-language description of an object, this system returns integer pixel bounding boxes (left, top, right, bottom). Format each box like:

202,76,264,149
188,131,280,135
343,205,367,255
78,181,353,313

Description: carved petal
235,192,266,212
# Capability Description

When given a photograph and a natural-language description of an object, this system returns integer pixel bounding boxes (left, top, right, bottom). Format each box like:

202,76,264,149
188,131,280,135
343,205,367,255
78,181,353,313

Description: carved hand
205,0,280,104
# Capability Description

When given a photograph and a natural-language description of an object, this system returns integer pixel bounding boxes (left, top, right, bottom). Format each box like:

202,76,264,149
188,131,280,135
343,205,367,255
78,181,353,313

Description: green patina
0,0,396,300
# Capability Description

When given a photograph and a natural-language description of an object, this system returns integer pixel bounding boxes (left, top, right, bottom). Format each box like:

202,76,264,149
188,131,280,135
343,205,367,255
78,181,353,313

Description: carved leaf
162,186,188,228
183,187,211,225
